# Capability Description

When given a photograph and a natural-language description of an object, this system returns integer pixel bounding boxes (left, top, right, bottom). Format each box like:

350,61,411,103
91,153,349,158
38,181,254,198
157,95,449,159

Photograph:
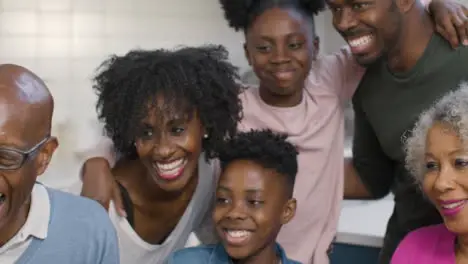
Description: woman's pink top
391,224,456,264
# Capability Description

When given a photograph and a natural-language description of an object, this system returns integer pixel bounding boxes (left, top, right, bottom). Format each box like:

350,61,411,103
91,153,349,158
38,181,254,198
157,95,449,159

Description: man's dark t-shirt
352,33,468,264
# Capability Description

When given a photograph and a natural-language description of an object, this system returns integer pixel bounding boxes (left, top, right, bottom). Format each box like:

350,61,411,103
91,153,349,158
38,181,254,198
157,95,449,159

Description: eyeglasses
0,136,50,170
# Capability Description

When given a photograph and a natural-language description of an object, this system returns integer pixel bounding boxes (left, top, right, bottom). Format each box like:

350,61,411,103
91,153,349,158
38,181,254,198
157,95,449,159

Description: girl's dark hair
220,0,325,32
93,45,243,159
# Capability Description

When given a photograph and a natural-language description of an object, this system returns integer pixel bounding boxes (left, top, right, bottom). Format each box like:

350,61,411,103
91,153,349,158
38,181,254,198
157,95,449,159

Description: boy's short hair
218,129,298,196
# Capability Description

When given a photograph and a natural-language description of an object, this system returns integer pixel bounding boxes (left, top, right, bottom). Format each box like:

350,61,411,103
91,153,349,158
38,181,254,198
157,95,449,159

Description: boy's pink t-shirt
391,224,456,264
80,47,364,264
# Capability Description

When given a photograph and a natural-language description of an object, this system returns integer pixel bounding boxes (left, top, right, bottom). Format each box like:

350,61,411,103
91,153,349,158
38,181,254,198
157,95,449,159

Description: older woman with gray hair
391,82,468,264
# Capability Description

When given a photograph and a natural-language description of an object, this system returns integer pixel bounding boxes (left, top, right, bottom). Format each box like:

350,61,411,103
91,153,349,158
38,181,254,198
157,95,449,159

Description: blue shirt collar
208,243,299,264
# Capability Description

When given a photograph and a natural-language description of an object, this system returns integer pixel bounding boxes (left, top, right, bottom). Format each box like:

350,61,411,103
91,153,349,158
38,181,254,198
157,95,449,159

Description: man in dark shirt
326,0,468,262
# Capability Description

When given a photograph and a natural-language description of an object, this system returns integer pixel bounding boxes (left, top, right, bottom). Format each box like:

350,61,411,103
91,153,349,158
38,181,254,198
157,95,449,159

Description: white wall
321,10,346,54
0,0,331,189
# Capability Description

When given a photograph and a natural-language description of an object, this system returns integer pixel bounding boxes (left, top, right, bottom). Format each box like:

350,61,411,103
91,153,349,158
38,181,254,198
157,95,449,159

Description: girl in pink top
392,83,468,264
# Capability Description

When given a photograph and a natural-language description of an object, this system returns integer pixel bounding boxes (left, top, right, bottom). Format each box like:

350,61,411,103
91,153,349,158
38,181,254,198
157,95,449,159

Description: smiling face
0,89,57,245
0,136,53,241
423,122,468,234
244,7,314,106
328,0,403,66
135,95,203,193
213,159,296,261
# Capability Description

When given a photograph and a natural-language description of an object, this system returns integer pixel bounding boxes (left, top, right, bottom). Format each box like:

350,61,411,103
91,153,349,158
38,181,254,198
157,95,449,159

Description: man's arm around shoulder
345,99,395,199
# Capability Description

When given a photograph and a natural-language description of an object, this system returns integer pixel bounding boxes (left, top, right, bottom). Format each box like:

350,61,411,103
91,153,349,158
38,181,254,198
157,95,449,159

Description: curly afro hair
218,129,298,196
219,0,325,32
93,45,243,159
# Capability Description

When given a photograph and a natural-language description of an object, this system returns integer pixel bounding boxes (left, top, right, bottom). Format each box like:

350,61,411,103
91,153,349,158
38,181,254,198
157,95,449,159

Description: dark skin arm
344,157,372,199
344,99,395,200
81,157,126,216
429,0,468,48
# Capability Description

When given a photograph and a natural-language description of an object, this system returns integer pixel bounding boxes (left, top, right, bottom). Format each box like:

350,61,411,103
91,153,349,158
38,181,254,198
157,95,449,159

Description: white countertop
336,196,394,248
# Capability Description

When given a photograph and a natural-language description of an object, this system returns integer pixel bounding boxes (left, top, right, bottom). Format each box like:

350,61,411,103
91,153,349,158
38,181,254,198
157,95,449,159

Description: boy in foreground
168,129,300,264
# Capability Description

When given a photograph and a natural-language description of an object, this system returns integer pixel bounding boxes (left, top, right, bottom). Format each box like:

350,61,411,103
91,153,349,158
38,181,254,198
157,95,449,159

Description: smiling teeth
227,230,251,238
442,201,466,209
155,159,186,173
348,35,373,47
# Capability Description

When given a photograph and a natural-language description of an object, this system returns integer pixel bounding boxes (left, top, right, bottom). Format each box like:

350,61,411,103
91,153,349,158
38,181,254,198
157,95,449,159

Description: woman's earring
203,134,209,139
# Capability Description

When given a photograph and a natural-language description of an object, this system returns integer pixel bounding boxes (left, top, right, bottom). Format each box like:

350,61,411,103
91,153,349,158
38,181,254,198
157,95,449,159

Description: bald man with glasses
0,64,119,264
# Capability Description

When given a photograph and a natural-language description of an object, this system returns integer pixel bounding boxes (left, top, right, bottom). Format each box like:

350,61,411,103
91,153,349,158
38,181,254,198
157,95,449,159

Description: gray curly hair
405,82,468,184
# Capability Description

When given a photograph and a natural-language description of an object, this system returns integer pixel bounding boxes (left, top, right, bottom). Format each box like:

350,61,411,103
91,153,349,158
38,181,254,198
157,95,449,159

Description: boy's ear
281,198,297,225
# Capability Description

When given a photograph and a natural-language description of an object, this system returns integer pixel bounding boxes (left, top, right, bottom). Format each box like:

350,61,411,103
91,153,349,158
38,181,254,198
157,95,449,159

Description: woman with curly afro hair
82,45,242,263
